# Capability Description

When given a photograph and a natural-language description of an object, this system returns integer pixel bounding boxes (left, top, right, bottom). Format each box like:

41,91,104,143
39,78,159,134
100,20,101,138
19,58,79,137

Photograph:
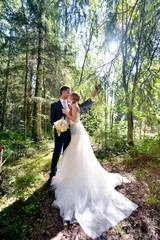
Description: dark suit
50,98,92,178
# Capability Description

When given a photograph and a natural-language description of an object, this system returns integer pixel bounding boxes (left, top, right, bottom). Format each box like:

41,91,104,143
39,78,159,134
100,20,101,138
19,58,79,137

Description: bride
51,92,138,239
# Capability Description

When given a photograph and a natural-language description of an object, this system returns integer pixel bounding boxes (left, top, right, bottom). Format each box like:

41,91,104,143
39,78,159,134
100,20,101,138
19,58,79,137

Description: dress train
51,113,138,239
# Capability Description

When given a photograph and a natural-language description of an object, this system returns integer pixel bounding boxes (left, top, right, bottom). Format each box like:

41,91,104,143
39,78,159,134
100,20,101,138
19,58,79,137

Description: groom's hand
62,109,68,114
57,130,61,136
90,89,97,100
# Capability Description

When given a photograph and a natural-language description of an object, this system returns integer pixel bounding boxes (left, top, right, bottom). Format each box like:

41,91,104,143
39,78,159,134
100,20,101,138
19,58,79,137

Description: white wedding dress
51,112,138,239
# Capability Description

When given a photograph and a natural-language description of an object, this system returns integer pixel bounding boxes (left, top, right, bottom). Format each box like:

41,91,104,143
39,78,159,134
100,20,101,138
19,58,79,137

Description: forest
0,0,159,239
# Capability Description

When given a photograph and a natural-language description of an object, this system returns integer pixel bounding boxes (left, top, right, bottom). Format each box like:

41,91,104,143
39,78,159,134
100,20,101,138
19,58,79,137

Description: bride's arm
62,104,77,122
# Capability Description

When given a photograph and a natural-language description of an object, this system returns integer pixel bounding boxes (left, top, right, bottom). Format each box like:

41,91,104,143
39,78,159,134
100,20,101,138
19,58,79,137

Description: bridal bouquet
53,117,69,136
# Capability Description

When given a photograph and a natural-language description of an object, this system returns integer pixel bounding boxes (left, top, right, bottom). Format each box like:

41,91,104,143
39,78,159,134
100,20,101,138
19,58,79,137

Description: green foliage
112,135,129,153
0,129,54,162
133,170,146,179
129,135,160,159
0,129,22,141
0,0,159,144
145,194,160,205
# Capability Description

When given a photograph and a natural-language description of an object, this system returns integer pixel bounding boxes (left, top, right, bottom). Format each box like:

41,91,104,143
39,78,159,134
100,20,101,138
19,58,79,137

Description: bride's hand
90,89,97,100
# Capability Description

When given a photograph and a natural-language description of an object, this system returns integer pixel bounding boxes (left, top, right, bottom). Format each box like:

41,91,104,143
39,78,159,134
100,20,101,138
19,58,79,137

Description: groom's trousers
50,128,71,177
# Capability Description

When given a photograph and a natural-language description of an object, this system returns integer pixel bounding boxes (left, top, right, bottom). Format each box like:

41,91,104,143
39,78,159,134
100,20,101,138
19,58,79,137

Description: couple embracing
47,86,138,239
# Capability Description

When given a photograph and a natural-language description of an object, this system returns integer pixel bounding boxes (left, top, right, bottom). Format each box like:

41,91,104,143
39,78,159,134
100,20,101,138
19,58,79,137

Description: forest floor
0,141,160,240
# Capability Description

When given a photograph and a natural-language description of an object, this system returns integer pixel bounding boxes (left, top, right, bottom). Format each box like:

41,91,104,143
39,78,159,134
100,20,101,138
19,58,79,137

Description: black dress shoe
100,233,107,239
46,177,52,187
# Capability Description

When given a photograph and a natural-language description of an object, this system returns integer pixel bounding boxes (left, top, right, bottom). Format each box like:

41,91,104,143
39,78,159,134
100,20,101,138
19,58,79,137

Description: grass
0,130,53,205
0,134,54,240
1,145,52,210
0,131,160,239
113,225,125,237
144,194,160,205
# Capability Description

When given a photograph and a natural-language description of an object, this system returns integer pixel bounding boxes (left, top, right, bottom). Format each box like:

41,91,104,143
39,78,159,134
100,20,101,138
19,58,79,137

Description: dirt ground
29,161,160,240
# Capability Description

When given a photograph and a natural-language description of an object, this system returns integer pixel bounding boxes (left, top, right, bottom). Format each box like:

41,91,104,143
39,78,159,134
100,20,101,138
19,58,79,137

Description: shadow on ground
0,184,63,240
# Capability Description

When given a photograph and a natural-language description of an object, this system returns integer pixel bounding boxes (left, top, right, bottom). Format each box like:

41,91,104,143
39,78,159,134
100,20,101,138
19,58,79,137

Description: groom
47,86,97,187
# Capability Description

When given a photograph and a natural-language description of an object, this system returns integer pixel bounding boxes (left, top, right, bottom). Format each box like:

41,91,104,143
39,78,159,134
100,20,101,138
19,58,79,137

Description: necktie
64,99,69,124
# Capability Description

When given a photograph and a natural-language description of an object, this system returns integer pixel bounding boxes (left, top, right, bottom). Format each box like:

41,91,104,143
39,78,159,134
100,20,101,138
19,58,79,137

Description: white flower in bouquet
53,117,69,136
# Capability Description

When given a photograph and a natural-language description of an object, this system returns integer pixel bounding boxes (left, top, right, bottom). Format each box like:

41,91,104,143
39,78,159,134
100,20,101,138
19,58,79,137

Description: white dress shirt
60,98,65,108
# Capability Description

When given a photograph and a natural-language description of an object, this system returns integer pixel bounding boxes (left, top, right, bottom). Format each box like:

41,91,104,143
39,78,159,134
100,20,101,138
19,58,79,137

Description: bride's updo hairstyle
71,92,81,103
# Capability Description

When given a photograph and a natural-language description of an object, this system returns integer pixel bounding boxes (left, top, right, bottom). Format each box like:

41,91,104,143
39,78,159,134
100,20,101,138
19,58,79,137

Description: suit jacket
51,98,92,126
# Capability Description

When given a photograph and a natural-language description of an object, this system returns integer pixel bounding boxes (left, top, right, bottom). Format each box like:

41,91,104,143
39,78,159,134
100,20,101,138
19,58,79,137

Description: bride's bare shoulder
72,103,80,113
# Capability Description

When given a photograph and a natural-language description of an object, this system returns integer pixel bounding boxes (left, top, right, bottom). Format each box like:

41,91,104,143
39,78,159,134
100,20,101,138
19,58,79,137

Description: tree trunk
121,0,134,145
139,118,142,140
24,25,29,140
143,121,146,137
127,111,133,145
64,5,68,57
43,65,47,139
0,145,4,176
33,1,45,142
104,82,108,147
1,35,11,130
27,68,33,134
1,65,9,130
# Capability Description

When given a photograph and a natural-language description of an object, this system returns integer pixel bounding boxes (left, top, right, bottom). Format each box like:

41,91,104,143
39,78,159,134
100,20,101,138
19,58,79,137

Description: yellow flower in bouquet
53,117,69,136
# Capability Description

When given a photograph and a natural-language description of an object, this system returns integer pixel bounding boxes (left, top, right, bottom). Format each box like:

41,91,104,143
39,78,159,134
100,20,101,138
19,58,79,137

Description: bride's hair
71,92,81,103
69,92,80,116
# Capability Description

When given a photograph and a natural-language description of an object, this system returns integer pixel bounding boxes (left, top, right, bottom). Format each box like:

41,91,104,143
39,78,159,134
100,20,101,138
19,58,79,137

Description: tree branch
79,22,94,83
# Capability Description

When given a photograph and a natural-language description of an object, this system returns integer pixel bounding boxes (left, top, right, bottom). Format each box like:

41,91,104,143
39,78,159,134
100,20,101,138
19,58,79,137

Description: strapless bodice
70,112,80,125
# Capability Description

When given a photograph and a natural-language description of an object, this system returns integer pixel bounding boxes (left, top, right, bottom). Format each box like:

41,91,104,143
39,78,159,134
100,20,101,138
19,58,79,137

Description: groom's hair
60,86,70,95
